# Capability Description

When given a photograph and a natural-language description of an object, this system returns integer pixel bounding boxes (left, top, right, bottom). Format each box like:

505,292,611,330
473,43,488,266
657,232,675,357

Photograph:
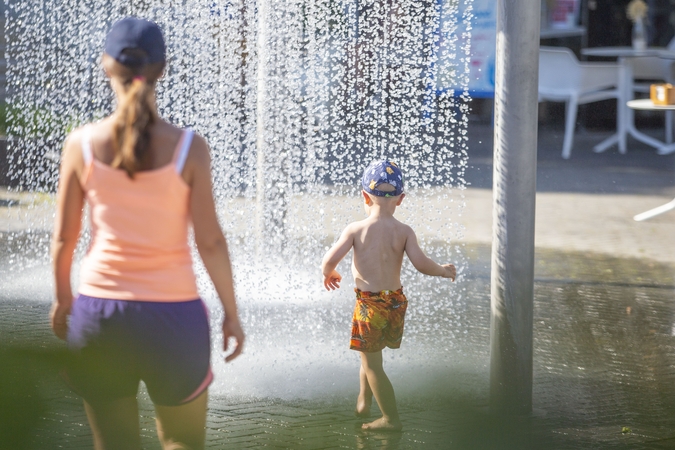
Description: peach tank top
78,126,199,301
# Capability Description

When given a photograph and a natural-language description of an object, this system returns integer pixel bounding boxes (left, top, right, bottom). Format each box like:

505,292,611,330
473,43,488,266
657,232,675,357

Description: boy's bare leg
359,350,402,431
355,363,373,417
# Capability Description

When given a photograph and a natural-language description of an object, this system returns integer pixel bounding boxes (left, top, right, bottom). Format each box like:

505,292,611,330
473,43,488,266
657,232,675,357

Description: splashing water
3,0,474,400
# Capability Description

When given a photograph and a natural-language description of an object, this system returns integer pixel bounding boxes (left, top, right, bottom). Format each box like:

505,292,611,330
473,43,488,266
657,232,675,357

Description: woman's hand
50,301,71,340
222,317,245,363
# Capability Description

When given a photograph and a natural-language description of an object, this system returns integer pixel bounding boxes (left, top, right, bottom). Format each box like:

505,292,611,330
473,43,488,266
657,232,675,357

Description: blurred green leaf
0,101,81,138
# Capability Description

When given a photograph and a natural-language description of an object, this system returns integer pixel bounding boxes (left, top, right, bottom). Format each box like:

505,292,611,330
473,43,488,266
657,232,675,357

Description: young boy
321,160,456,431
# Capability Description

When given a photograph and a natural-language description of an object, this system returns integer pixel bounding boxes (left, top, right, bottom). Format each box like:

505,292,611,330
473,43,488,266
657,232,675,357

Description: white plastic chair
539,46,620,159
629,37,675,142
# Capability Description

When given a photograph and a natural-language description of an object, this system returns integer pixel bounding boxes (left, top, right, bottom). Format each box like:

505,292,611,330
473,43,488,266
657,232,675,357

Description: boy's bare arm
321,224,356,290
404,227,456,280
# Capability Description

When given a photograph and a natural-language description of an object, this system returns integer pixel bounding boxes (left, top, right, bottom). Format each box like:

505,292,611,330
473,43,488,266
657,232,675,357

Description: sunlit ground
2,239,675,448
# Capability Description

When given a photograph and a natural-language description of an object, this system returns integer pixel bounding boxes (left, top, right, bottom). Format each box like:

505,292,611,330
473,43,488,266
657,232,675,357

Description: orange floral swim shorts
350,288,408,352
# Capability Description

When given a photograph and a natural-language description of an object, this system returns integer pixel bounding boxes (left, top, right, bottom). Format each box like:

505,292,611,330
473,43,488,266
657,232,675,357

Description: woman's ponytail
111,76,159,178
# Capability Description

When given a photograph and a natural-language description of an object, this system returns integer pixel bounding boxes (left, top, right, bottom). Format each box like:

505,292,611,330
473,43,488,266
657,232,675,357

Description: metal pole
489,0,540,414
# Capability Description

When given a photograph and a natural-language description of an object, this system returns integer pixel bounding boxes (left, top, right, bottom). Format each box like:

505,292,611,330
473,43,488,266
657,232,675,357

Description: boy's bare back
346,214,410,292
322,191,455,292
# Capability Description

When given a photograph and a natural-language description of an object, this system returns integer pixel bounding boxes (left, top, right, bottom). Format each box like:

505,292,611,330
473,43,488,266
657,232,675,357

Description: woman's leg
84,396,141,450
154,389,208,450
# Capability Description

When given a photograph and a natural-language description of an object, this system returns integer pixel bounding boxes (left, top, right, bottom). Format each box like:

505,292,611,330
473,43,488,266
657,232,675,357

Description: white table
627,99,675,155
581,47,675,154
627,98,675,221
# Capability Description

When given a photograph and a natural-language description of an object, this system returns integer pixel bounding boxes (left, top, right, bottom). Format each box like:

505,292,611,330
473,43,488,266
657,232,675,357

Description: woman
50,17,244,449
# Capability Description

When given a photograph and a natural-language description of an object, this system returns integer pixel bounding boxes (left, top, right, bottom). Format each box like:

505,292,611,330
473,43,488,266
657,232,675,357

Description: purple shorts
65,294,212,406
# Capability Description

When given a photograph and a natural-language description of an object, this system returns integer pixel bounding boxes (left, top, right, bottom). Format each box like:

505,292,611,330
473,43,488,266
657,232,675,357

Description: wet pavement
1,122,675,449
3,249,675,449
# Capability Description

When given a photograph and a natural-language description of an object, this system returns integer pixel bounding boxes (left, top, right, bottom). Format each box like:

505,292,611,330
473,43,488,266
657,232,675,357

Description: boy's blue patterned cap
361,160,404,197
105,17,166,68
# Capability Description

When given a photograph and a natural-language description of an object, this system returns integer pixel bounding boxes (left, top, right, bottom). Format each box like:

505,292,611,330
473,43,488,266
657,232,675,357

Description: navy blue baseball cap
104,17,166,68
361,160,404,197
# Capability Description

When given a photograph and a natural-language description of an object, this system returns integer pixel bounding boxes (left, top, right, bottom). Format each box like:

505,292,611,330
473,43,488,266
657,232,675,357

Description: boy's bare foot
361,417,402,431
355,396,372,418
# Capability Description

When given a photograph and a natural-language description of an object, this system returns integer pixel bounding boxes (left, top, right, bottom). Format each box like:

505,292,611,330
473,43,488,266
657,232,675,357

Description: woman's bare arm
51,131,86,339
185,135,244,362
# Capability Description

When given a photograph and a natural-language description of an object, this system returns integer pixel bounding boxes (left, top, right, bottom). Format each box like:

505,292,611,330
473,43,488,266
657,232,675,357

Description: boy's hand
442,264,456,282
324,270,342,290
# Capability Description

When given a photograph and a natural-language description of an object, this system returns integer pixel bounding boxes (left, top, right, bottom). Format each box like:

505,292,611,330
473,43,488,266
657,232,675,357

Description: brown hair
102,51,165,178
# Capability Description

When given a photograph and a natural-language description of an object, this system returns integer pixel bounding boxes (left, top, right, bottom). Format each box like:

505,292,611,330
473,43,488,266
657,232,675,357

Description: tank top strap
81,125,93,166
173,128,194,174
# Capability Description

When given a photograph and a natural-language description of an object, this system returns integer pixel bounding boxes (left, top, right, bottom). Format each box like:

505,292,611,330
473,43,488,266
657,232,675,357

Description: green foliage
0,102,7,136
0,102,80,138
0,347,68,449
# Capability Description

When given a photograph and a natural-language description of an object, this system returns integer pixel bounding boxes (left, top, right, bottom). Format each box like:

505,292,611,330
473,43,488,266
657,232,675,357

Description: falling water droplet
5,0,474,400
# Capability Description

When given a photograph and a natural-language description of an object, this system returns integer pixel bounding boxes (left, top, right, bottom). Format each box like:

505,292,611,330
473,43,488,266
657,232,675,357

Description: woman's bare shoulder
186,131,210,164
62,125,91,160
158,121,208,157
64,125,87,144
67,117,116,147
